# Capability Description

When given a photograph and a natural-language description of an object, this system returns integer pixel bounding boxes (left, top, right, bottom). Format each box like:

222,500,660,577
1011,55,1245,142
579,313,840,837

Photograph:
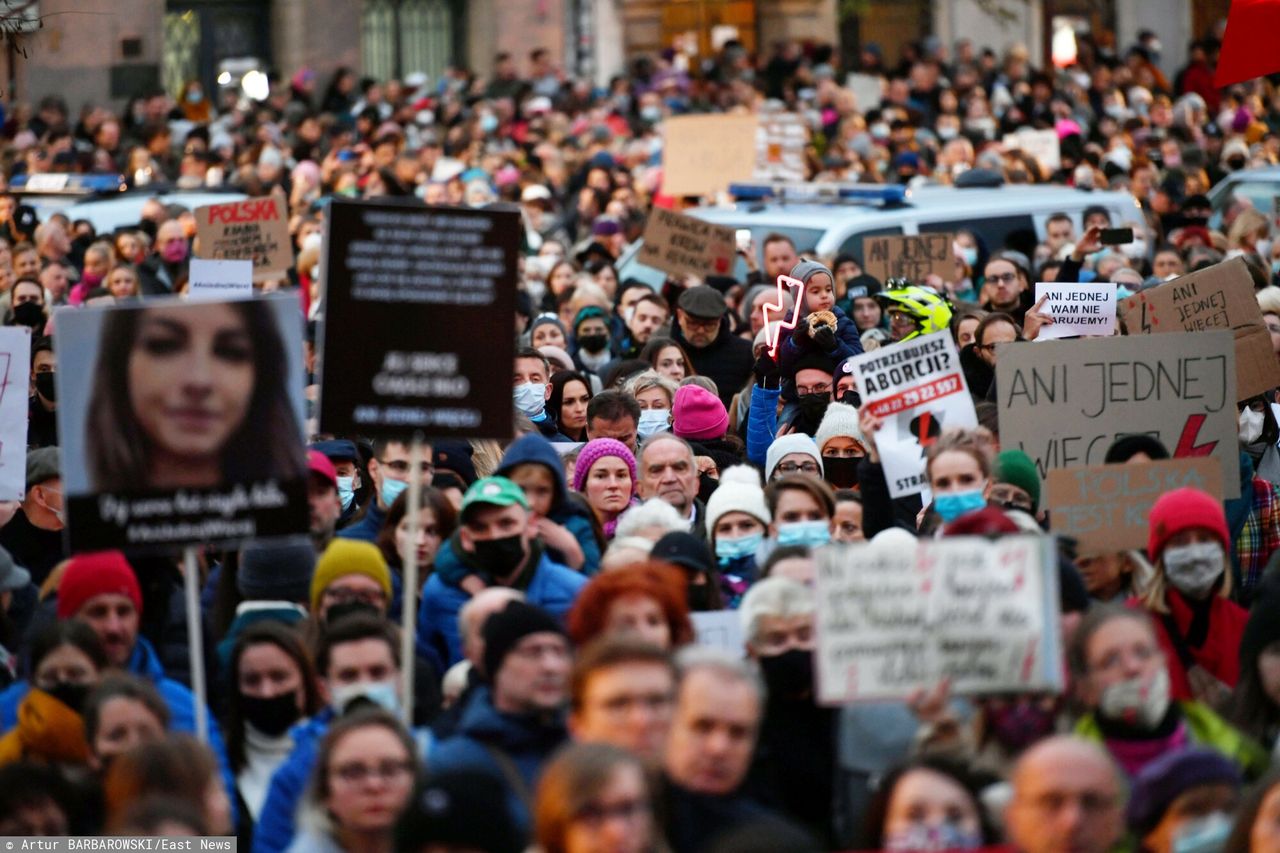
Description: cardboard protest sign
996,332,1240,498
54,294,308,552
861,233,955,283
1046,458,1223,556
319,199,519,440
188,259,253,301
0,327,30,500
1002,128,1061,171
661,114,758,197
637,208,736,279
755,112,807,183
194,195,291,280
1119,257,1280,401
850,330,976,497
814,536,1063,703
1032,281,1117,340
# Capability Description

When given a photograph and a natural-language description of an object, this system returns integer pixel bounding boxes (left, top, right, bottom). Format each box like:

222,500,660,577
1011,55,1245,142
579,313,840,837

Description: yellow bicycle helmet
875,280,953,341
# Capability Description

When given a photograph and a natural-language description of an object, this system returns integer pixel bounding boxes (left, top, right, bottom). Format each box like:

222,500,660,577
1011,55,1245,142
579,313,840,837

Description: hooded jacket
777,305,863,386
671,317,754,409
0,688,90,765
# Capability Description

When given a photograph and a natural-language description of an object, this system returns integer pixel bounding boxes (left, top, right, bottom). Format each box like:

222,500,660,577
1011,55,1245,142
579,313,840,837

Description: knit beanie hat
238,538,316,602
1126,748,1240,835
789,258,834,286
482,600,565,679
845,274,882,301
813,403,863,455
57,551,142,620
672,384,729,442
310,539,393,611
993,449,1042,512
765,433,824,481
1147,487,1229,561
705,466,771,537
529,314,566,342
572,305,608,335
572,438,637,494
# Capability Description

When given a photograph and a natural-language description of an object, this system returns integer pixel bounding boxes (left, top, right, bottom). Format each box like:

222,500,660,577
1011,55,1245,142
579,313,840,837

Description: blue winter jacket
427,685,569,836
746,384,783,469
416,552,587,667
337,500,387,545
777,305,863,394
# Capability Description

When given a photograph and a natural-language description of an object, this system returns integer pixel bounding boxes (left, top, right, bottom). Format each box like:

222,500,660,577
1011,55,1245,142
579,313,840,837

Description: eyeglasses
682,315,720,330
332,759,416,785
380,458,434,475
795,384,832,396
987,272,1020,284
574,797,651,827
775,461,820,475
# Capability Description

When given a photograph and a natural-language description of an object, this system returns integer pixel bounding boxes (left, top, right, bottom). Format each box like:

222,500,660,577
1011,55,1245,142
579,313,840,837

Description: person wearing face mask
8,279,46,333
138,220,190,296
1231,397,1280,601
310,440,365,529
764,475,835,558
27,336,57,449
513,348,562,440
738,577,839,846
814,402,866,491
571,306,614,377
1070,605,1266,781
1125,748,1240,853
1138,488,1250,707
0,449,67,596
864,757,997,853
339,438,434,545
705,466,771,607
989,449,1042,520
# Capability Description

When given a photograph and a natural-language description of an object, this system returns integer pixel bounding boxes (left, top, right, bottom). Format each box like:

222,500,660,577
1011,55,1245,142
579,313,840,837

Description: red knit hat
672,384,728,442
1146,487,1229,560
57,551,143,620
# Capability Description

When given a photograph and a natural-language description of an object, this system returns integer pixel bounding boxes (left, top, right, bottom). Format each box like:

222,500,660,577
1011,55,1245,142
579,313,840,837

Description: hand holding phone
1100,227,1134,246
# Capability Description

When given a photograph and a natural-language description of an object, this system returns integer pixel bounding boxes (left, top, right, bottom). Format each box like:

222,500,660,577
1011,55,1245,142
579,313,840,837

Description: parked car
1205,165,1280,229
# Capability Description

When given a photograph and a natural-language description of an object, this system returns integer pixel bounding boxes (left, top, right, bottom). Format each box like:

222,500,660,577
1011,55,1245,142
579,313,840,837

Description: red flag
1215,0,1280,88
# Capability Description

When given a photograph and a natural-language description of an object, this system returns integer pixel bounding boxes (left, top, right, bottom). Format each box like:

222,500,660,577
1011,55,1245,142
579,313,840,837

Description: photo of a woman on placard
86,300,305,492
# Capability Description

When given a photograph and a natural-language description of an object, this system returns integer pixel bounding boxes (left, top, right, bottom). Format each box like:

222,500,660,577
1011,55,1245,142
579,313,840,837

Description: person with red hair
567,562,695,651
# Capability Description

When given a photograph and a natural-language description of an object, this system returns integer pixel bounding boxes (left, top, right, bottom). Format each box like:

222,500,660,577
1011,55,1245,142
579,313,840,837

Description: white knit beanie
705,466,772,538
764,433,824,481
813,402,863,454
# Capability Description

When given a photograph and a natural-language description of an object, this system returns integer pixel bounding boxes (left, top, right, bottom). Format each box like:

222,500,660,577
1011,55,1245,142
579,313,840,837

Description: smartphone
736,229,752,253
1100,227,1134,245
337,149,356,163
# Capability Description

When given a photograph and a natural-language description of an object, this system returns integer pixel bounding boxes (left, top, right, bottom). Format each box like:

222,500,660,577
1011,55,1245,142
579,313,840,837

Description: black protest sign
54,295,309,552
318,199,519,439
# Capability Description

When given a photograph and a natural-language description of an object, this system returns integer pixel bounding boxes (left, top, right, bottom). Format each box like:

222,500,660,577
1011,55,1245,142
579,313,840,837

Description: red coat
1145,590,1247,701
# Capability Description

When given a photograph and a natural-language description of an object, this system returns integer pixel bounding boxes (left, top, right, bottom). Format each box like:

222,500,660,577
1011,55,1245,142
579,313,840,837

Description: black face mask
759,648,814,699
838,388,860,408
12,302,44,330
240,691,303,737
698,472,719,504
324,600,381,625
687,580,715,611
822,456,860,489
44,681,90,714
472,534,527,577
794,393,830,436
34,371,55,402
578,333,610,354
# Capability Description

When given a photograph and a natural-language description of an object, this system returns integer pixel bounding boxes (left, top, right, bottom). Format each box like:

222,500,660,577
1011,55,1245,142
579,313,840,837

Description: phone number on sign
867,374,964,418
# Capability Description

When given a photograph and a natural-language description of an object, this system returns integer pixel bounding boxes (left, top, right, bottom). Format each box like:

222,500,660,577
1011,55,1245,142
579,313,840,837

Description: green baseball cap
460,476,529,519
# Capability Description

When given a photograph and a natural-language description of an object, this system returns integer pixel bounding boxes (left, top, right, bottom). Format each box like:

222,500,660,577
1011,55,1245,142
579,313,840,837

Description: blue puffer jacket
746,384,783,468
0,635,235,818
337,500,387,545
428,686,568,836
416,552,587,667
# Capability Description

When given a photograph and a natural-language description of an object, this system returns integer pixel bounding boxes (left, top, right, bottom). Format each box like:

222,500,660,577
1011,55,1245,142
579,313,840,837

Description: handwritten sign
1046,458,1223,556
691,610,746,655
996,332,1240,499
1120,257,1280,401
0,327,29,499
862,234,954,283
637,208,736,279
814,537,1063,703
755,112,807,183
1032,282,1117,340
194,195,291,280
661,114,758,197
188,259,253,301
850,330,976,497
1003,128,1061,172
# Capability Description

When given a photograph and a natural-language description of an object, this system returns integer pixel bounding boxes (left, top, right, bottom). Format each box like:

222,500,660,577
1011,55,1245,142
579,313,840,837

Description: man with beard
980,255,1033,325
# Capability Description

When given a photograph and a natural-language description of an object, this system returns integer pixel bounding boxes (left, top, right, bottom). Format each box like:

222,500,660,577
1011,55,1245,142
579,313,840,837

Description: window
362,0,455,82
919,216,1037,260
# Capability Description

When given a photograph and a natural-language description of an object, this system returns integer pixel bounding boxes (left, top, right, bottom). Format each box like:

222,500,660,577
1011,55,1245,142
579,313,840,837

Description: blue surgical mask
479,113,498,134
933,489,987,523
514,381,547,418
336,476,356,511
716,531,764,563
330,680,400,716
1271,259,1280,277
380,476,408,509
1172,813,1232,853
959,246,978,267
775,521,831,548
637,409,670,439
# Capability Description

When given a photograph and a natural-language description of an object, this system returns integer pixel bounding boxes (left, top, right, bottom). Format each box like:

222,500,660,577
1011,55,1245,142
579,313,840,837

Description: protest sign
188,259,253,301
637,208,736,279
850,330,976,497
814,537,1063,703
1046,458,1223,556
1002,128,1061,171
861,233,955,283
55,294,308,552
754,112,806,183
1032,281,1117,340
319,199,519,439
0,327,29,500
845,73,884,110
996,332,1240,498
661,113,758,197
691,610,745,655
194,195,291,280
1119,257,1280,401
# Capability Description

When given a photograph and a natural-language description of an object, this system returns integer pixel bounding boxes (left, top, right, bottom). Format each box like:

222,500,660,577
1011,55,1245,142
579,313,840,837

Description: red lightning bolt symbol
761,274,804,358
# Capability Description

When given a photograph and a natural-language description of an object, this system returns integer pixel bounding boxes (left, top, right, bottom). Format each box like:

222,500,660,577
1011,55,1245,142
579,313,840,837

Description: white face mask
1240,405,1265,445
513,382,547,418
1256,238,1273,260
1099,667,1170,729
637,408,669,439
330,679,400,716
1163,541,1225,599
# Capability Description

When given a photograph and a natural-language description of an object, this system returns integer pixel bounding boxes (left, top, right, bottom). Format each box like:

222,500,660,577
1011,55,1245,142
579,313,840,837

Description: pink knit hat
572,438,637,494
672,384,728,442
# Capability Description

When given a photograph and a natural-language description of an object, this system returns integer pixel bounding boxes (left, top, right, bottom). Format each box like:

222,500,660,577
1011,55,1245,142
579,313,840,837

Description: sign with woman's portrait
54,294,308,552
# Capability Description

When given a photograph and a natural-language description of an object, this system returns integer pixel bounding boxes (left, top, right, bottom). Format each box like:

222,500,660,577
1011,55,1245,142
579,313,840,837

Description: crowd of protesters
4,13,1280,853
